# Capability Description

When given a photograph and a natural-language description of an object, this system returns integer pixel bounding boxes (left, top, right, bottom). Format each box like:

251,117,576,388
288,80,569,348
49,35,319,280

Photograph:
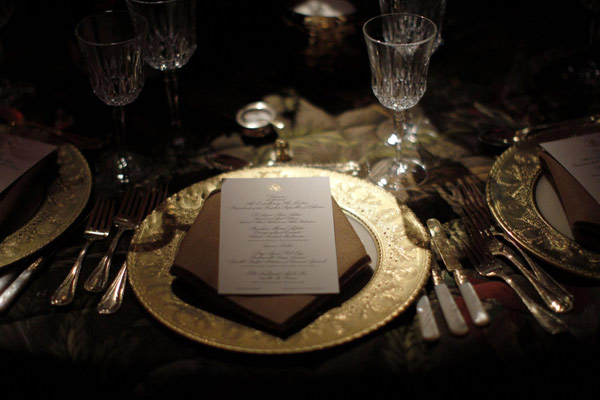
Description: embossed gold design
487,128,600,279
0,144,92,268
128,166,431,354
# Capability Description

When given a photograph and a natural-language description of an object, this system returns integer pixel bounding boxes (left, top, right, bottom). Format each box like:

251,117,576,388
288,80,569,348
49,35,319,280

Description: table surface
1,0,600,398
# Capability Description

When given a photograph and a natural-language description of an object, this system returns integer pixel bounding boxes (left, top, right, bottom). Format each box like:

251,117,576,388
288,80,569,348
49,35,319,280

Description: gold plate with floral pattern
487,126,600,279
0,143,92,268
127,166,431,354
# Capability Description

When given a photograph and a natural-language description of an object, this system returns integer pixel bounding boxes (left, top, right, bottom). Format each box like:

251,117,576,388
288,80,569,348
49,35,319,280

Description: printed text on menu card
218,177,340,295
541,132,600,204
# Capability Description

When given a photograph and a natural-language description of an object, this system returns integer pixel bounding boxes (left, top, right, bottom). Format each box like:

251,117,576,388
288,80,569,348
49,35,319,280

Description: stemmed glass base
370,108,429,191
95,150,150,189
369,157,427,191
95,106,151,189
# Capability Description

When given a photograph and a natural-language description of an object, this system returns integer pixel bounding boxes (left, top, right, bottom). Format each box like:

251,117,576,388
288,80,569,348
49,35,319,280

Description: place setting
0,125,92,271
486,124,600,278
2,0,599,367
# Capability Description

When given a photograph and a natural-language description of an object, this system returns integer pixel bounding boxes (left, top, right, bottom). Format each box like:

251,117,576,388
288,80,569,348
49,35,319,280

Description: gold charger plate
128,166,431,354
487,126,600,279
0,143,92,268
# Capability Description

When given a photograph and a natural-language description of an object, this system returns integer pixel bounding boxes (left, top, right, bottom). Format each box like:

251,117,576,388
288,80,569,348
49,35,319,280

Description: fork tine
118,187,138,218
87,197,104,229
459,235,481,270
135,189,152,223
94,197,115,232
457,178,494,227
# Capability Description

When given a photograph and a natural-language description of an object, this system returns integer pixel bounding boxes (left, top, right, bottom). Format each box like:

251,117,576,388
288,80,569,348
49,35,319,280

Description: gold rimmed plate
487,125,600,279
127,166,431,354
0,136,92,269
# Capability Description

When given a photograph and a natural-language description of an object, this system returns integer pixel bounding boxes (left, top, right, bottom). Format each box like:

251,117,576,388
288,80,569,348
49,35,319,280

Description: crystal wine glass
76,10,149,187
126,0,197,147
363,13,437,191
379,0,445,50
377,0,445,147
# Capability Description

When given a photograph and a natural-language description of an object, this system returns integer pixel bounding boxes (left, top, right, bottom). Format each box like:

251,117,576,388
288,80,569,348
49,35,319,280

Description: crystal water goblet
76,10,149,187
364,13,437,191
126,0,197,148
379,0,445,50
377,0,445,147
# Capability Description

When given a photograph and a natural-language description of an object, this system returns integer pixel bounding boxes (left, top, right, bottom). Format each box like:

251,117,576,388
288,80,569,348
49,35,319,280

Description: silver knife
429,248,469,336
427,218,490,327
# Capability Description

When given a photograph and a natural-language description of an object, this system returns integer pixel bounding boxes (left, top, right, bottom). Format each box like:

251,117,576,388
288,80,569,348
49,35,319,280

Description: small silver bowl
236,101,285,139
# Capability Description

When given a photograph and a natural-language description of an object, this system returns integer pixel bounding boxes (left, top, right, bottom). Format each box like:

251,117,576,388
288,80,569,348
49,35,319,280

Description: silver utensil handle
457,281,490,326
0,257,44,312
434,283,469,336
51,239,92,306
97,260,128,314
496,271,567,335
416,294,440,341
84,227,126,293
495,232,574,312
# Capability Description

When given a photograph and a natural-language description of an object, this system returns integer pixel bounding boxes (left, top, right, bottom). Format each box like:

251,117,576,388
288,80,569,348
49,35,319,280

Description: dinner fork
97,181,168,314
50,196,115,306
456,178,574,313
84,187,145,293
462,220,568,335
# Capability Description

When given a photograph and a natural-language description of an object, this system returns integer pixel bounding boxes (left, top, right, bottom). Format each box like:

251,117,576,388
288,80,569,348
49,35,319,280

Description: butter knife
416,290,440,341
427,218,490,327
429,250,469,336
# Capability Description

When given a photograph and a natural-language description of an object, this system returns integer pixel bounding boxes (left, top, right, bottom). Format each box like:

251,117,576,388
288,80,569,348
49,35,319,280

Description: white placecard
540,132,600,205
218,176,339,295
0,134,57,194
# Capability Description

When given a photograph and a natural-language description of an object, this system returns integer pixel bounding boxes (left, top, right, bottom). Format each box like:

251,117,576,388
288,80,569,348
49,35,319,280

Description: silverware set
50,182,168,313
425,176,573,337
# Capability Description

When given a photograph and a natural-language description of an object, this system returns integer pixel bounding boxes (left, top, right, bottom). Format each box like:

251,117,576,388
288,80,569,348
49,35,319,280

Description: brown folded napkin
0,145,58,239
170,190,372,337
539,150,600,252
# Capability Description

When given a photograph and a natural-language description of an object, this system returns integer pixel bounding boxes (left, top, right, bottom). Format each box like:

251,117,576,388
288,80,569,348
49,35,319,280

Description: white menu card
0,133,57,194
540,132,600,205
218,176,340,295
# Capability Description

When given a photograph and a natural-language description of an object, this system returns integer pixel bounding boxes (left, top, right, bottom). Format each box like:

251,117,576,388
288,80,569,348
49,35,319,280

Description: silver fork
462,220,567,335
97,181,168,314
456,177,574,313
51,196,115,306
84,187,145,293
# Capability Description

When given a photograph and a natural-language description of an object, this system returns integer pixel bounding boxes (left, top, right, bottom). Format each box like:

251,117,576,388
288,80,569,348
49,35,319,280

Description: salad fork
461,220,567,335
51,196,115,306
84,187,146,293
456,178,574,313
97,181,168,314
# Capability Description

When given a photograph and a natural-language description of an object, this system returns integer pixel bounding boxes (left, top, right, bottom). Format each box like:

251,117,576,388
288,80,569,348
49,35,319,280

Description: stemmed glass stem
164,69,182,129
112,106,128,173
392,109,407,165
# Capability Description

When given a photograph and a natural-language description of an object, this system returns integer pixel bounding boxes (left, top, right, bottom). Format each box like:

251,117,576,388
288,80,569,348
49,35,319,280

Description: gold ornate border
0,144,92,268
487,127,600,279
128,166,431,354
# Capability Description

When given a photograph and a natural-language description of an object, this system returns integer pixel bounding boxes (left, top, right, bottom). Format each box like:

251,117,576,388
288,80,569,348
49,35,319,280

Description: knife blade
429,249,468,336
427,218,490,327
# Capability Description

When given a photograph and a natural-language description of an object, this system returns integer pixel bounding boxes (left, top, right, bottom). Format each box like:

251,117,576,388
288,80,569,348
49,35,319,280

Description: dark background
1,1,597,143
